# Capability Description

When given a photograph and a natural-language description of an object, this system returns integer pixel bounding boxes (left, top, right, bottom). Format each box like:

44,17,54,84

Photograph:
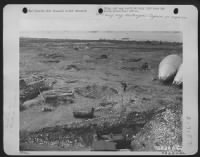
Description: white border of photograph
3,4,198,155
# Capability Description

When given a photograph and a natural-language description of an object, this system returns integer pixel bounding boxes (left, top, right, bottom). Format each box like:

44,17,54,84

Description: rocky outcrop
131,102,182,152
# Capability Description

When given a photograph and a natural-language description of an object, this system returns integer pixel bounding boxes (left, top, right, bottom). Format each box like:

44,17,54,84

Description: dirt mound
38,52,65,64
131,103,182,152
75,84,118,99
41,60,60,63
38,52,65,59
20,78,56,104
122,58,142,62
65,64,81,71
98,54,108,59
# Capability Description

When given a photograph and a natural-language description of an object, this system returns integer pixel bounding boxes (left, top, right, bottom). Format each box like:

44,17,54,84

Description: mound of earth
20,78,56,105
75,84,118,99
131,102,182,152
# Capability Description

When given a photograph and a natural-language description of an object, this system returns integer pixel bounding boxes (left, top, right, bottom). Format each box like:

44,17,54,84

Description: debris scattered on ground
20,78,56,104
20,39,183,151
41,106,54,112
73,107,95,119
42,89,75,106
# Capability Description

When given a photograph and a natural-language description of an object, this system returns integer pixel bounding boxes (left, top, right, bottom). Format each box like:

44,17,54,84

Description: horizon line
20,30,181,33
19,37,183,43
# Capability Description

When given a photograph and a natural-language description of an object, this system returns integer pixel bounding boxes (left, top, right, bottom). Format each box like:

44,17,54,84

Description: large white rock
158,54,182,81
173,64,183,85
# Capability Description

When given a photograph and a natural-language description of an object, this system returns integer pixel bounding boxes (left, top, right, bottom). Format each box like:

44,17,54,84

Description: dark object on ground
99,54,108,59
42,60,60,63
99,101,117,107
91,140,117,151
127,58,142,62
65,64,80,71
141,62,150,70
65,80,79,83
73,107,95,119
73,47,79,50
151,77,158,81
120,81,128,92
41,106,53,112
42,89,75,107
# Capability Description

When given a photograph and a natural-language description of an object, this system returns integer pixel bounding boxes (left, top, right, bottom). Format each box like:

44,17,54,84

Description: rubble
20,79,55,104
131,103,182,152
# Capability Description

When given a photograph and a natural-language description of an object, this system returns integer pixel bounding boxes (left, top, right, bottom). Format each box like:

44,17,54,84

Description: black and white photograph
19,30,183,152
3,5,198,155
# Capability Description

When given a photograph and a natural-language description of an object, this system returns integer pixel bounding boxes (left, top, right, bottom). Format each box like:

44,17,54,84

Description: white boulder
158,54,182,81
173,64,183,85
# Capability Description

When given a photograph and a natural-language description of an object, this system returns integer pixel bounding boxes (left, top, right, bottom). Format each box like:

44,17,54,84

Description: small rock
141,62,150,70
41,106,53,112
99,54,108,59
120,82,128,92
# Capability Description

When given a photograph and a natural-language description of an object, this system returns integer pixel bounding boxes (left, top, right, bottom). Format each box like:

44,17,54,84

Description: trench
20,110,153,151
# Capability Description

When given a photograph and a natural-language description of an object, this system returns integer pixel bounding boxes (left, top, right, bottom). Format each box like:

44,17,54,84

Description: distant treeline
19,37,182,45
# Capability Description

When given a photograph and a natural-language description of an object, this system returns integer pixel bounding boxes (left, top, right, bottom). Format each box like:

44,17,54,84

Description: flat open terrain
20,38,182,151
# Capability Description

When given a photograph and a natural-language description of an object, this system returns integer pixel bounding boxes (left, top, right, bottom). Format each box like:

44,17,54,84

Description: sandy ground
20,38,182,151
